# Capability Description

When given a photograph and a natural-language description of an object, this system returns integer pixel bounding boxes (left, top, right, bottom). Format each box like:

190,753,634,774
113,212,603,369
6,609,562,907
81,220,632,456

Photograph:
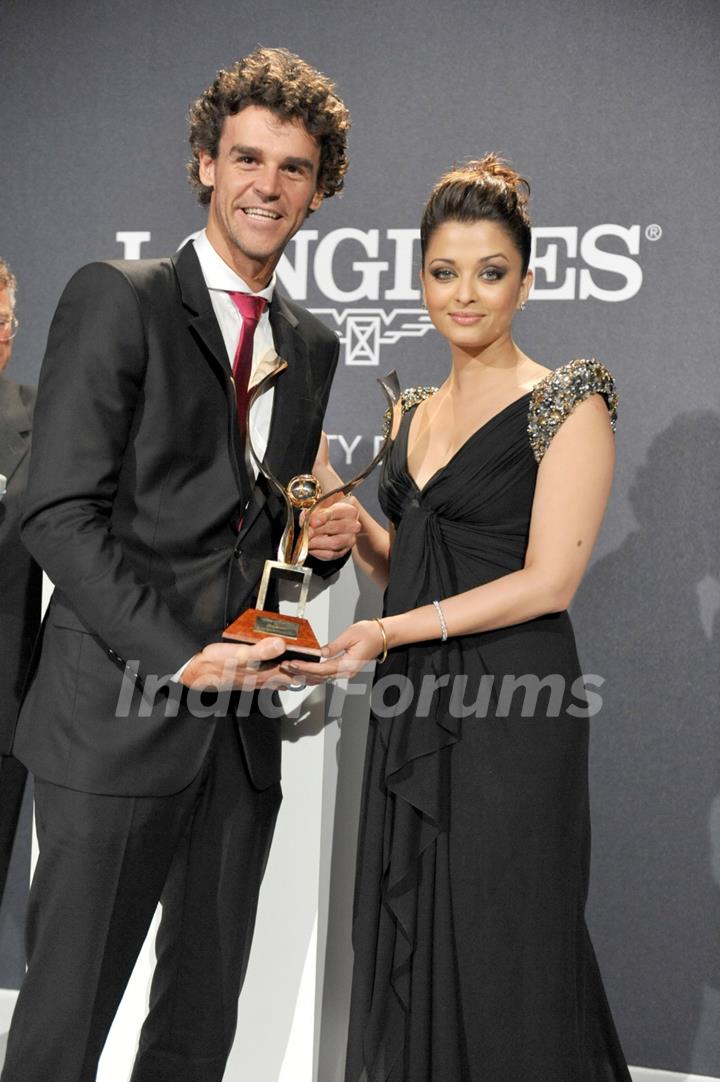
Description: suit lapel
173,241,229,372
172,242,249,502
0,377,33,485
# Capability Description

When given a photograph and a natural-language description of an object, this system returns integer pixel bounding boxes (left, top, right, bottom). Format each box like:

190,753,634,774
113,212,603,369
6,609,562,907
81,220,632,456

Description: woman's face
420,218,532,354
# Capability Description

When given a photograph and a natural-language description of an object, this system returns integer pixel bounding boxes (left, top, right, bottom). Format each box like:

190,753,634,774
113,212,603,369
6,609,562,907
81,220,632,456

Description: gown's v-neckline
404,389,534,494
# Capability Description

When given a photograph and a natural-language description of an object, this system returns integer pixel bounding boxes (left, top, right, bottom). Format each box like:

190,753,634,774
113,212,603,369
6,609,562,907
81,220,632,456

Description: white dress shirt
192,229,282,476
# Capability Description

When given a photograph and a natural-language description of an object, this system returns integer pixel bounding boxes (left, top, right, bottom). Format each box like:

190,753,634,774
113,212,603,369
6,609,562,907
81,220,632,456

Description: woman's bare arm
290,394,615,677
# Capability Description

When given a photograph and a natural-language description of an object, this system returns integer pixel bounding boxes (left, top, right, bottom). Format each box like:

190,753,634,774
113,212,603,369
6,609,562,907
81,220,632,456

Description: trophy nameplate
222,367,400,659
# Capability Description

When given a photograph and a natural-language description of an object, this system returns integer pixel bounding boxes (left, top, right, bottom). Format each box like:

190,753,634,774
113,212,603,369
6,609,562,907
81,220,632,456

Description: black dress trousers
0,715,281,1082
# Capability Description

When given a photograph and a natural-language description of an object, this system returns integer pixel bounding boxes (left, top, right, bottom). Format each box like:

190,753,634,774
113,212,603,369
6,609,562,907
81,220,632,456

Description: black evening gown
344,361,631,1082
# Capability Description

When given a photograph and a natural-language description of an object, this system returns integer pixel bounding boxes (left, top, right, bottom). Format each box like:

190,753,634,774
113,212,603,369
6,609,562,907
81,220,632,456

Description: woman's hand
281,619,386,683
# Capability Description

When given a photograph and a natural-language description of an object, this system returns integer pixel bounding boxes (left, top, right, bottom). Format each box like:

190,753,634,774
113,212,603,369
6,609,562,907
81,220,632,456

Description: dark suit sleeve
20,263,200,680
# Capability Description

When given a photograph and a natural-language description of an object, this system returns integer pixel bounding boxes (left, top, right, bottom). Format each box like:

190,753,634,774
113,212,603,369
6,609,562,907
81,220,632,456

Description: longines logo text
117,222,661,367
285,225,656,365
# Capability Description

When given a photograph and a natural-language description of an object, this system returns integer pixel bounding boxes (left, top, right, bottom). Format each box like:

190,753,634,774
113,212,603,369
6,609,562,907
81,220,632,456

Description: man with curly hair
2,48,354,1082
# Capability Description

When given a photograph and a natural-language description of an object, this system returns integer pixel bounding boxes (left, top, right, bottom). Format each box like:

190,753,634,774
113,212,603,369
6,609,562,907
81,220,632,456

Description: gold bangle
373,618,388,663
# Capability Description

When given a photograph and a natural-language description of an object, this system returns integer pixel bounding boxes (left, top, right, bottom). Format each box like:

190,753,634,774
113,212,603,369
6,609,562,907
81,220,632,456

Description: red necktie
228,291,266,440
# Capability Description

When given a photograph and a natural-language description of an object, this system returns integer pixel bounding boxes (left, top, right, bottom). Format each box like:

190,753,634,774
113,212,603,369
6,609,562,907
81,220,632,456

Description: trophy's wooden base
223,608,324,661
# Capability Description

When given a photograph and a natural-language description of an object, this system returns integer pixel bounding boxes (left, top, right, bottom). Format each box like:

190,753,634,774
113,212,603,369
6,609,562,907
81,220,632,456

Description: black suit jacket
12,242,341,796
0,376,41,753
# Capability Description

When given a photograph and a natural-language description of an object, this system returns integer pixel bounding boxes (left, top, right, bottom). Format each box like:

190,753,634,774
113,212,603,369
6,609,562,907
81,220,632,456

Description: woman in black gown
287,155,631,1081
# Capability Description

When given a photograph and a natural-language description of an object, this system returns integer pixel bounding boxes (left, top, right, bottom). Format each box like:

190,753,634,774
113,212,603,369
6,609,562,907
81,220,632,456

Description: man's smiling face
199,104,324,286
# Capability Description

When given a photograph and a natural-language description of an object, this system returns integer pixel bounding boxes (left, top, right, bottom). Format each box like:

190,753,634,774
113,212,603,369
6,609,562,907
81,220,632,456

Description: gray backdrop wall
1,0,718,1075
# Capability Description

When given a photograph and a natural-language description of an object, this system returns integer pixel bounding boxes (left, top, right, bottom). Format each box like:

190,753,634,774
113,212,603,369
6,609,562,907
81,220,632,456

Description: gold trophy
223,366,400,659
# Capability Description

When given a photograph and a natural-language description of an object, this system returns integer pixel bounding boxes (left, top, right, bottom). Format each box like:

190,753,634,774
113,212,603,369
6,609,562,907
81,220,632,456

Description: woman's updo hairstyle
420,154,532,275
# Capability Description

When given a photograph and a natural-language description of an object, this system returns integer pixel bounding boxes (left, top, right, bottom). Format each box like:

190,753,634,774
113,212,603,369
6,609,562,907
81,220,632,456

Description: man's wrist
173,654,199,684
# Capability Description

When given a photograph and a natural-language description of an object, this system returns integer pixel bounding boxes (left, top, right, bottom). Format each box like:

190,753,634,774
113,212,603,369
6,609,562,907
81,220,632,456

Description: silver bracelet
432,599,448,642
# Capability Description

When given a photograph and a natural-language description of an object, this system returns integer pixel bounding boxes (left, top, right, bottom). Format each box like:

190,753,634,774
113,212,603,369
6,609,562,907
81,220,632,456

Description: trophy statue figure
223,366,400,659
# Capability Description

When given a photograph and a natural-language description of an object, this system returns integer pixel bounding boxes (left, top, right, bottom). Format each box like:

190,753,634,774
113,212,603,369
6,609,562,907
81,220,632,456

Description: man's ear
309,189,324,212
198,150,215,190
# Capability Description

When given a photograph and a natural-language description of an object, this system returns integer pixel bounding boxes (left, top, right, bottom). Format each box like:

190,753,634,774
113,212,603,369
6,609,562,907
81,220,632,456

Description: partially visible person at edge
0,258,40,916
1,48,358,1082
290,156,633,1080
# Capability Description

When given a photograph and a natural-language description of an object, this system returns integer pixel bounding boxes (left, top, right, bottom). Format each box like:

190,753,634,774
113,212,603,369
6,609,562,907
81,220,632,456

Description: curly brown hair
420,154,532,274
187,47,350,206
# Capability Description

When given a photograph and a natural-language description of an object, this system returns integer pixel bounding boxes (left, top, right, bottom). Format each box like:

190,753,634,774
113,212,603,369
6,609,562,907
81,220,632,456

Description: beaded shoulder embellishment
527,359,618,463
382,385,439,438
